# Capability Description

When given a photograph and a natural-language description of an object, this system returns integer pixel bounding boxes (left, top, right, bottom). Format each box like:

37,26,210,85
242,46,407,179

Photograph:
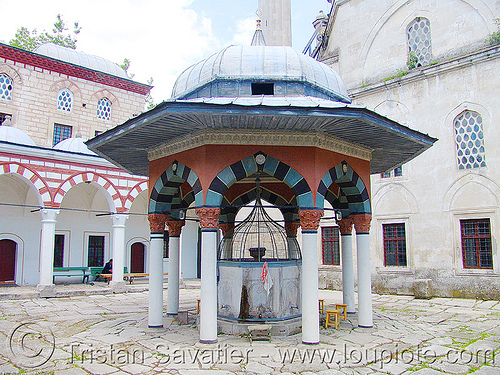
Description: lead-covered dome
0,117,36,146
53,136,97,155
171,45,350,103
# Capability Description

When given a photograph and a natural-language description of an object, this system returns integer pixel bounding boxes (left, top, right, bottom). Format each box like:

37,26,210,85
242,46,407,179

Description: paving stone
401,368,445,375
472,365,500,375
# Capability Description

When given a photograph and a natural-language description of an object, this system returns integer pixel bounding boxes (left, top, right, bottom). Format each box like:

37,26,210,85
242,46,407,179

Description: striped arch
0,162,51,206
207,152,313,208
54,172,122,211
317,161,371,216
124,181,148,210
149,161,202,216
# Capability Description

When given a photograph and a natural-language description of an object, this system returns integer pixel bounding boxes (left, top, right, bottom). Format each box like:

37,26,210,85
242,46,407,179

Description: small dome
35,43,128,79
53,136,97,155
172,45,350,102
0,118,36,146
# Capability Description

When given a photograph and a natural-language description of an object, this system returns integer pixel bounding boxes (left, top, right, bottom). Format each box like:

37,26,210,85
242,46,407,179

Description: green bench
53,267,89,283
90,266,128,282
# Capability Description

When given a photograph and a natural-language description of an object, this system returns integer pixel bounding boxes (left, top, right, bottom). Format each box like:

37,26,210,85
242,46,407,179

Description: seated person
102,259,113,274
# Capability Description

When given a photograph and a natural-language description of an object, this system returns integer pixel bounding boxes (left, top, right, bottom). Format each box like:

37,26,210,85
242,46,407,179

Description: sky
0,0,331,103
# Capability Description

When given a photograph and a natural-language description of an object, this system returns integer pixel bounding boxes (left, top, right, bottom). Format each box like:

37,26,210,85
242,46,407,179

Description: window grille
88,235,105,267
57,89,73,112
53,123,72,146
407,18,432,67
97,98,111,120
163,231,169,258
53,234,64,267
454,111,486,169
0,74,13,100
383,223,407,266
461,219,493,269
322,227,340,265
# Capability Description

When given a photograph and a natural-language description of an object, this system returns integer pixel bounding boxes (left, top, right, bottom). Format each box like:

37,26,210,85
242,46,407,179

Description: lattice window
454,111,486,169
322,227,340,265
163,231,169,258
0,74,13,100
383,223,407,266
57,89,73,112
53,234,64,267
461,219,492,269
88,235,105,267
53,123,72,146
407,18,432,67
97,98,111,120
381,166,403,178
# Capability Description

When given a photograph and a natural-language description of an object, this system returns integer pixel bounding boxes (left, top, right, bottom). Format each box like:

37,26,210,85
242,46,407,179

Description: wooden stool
335,304,347,320
319,299,324,314
197,299,200,314
325,309,340,329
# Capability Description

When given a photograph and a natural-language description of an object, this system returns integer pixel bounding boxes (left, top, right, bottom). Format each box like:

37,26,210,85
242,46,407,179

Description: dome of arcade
0,118,37,146
171,45,350,103
35,43,129,79
53,136,97,155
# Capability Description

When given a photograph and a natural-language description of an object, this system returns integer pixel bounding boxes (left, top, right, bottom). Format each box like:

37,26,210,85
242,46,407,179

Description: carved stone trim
285,222,301,237
148,214,169,232
337,218,353,235
219,222,235,237
148,129,371,162
351,214,372,233
196,207,221,229
166,220,185,236
298,210,324,231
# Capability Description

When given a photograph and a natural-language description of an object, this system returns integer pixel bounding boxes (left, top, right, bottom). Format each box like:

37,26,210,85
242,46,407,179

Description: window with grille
0,113,11,125
407,18,432,67
53,234,64,267
322,227,340,265
163,231,169,258
454,111,486,170
97,98,111,120
0,74,13,100
383,223,407,266
53,123,72,146
88,235,105,267
57,89,73,112
381,166,403,178
461,219,493,269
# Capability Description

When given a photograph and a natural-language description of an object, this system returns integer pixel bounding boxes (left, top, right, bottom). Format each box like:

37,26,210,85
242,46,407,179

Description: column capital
40,208,59,221
112,213,129,226
166,220,186,236
285,222,301,237
219,222,235,237
351,214,372,233
298,210,324,231
196,207,221,229
338,218,353,235
148,213,169,232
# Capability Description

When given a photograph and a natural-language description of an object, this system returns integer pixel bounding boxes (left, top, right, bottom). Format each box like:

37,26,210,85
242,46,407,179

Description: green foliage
407,51,418,70
145,77,156,110
120,58,132,73
488,18,500,45
383,69,409,81
9,14,81,51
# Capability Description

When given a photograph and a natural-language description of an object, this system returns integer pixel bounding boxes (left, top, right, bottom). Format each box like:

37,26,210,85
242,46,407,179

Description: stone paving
0,281,499,374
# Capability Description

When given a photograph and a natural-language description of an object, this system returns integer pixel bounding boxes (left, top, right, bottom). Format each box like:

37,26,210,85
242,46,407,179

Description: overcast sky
0,0,330,103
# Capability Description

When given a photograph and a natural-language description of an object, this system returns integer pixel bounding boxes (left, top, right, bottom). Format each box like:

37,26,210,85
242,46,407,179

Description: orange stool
335,304,347,320
319,299,324,314
197,299,200,314
325,309,340,329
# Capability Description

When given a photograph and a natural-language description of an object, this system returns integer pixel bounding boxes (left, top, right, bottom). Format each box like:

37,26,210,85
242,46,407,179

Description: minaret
258,0,292,46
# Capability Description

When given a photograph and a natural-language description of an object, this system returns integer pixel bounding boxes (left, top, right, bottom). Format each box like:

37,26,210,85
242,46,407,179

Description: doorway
0,239,16,283
130,242,145,273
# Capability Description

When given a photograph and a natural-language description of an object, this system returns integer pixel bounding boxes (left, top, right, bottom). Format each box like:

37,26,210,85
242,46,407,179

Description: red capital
338,218,353,235
196,207,221,229
166,220,185,236
351,214,372,233
285,222,301,236
148,214,169,232
298,210,324,230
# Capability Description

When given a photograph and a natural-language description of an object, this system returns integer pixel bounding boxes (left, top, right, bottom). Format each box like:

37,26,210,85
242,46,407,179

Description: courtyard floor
0,280,499,375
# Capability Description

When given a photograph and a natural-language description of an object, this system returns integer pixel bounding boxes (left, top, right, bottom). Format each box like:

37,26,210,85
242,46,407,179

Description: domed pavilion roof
53,136,97,155
0,117,36,146
171,45,350,103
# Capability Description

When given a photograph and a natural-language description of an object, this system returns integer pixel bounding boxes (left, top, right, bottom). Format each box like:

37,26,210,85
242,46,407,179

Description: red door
130,242,145,273
0,239,16,283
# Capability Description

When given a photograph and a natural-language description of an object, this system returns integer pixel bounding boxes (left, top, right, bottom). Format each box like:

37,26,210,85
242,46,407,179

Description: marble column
195,207,220,344
166,220,185,315
110,213,129,292
351,214,373,328
37,208,60,297
298,209,324,345
147,213,168,328
338,218,355,313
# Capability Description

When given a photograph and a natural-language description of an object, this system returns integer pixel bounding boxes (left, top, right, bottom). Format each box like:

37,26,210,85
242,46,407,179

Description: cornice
147,129,372,162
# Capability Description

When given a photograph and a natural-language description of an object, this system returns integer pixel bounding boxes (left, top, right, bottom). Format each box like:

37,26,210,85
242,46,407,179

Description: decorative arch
317,161,370,216
50,79,82,97
124,181,148,210
373,183,419,215
54,172,122,212
0,162,50,206
0,64,23,86
443,173,500,212
206,152,313,209
90,89,119,105
149,161,202,216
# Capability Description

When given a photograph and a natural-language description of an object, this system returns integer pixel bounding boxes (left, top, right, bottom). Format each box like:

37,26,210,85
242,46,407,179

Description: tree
9,14,81,51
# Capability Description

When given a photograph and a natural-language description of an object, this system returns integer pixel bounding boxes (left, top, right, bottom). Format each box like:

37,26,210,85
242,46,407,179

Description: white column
356,233,373,327
37,208,59,295
166,221,184,315
301,230,320,344
110,213,129,292
199,229,218,343
339,219,355,314
148,214,168,328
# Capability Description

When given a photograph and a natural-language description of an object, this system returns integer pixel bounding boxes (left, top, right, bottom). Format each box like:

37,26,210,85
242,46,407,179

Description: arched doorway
130,242,145,273
0,239,16,283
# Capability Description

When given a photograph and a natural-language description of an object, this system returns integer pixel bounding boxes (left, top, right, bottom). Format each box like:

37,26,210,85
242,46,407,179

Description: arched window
57,88,73,112
454,111,486,169
407,18,432,67
0,74,13,100
97,98,111,120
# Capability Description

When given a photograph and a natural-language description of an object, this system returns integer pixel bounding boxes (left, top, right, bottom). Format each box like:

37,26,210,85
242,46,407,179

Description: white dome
172,45,350,102
53,137,97,155
0,122,36,146
35,43,128,79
